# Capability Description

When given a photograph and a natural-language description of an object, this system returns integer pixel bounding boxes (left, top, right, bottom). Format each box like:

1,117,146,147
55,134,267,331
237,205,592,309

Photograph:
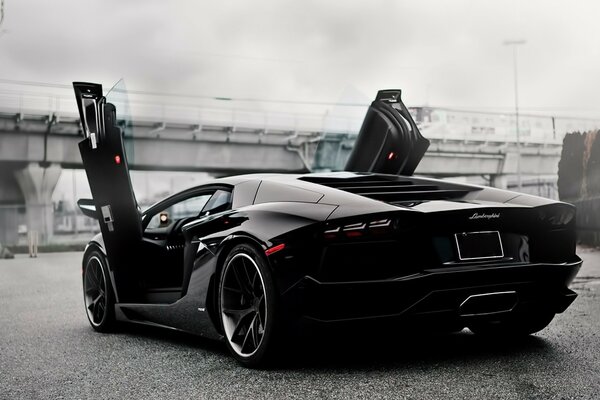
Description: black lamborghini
73,82,581,367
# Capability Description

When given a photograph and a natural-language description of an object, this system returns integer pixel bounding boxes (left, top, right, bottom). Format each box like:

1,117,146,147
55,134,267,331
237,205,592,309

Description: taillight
538,206,575,227
323,218,393,240
323,227,340,240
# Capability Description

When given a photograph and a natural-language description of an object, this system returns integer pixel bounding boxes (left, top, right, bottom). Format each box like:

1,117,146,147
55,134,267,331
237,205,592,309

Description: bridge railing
0,89,366,135
1,88,599,145
410,107,600,146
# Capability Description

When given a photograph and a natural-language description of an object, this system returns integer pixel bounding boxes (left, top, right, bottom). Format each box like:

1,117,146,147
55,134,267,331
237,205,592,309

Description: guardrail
1,88,600,145
0,89,366,136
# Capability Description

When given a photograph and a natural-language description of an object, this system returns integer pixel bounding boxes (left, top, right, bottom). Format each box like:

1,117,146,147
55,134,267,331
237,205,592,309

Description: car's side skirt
114,301,222,340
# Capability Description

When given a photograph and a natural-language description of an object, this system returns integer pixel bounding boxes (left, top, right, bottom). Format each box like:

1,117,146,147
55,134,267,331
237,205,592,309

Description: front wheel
83,249,116,332
218,244,278,368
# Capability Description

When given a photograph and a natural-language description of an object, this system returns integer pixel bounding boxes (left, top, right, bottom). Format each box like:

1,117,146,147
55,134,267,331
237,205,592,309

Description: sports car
73,82,581,367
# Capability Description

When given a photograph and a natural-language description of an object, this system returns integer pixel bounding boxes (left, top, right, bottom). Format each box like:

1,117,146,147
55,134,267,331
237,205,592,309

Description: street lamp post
503,39,526,190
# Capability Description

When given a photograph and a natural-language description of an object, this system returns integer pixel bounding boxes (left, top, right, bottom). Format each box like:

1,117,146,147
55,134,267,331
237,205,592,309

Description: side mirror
77,198,98,219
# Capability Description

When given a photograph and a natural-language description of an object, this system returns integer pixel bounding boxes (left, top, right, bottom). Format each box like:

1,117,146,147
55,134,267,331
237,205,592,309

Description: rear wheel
218,244,278,367
83,249,116,332
468,311,555,337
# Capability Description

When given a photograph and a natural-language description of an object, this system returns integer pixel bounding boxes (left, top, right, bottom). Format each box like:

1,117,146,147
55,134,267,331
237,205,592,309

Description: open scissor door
74,82,142,299
345,89,429,176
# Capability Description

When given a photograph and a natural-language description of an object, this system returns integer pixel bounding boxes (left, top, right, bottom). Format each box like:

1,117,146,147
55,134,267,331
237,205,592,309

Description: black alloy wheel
83,250,115,332
219,244,277,367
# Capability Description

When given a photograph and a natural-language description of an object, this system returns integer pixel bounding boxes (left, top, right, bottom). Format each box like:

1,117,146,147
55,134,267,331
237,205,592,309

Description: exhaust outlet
459,291,518,317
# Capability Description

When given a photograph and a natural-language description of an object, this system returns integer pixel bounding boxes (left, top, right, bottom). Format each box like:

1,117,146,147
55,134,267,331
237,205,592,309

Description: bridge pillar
490,175,508,189
0,164,26,246
14,163,61,245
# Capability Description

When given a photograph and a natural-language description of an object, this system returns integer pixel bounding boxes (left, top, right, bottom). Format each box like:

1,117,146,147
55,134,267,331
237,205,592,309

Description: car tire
218,243,279,368
83,249,116,332
468,311,555,337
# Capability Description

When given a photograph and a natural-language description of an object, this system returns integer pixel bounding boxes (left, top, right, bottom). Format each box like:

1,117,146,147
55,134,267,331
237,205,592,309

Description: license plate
454,231,504,261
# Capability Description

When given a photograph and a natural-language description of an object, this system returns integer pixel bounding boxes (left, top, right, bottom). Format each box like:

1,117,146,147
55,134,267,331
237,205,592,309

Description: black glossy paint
75,83,581,345
75,82,142,303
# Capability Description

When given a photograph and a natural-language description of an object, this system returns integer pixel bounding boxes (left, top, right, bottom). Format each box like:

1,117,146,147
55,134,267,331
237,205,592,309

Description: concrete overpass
0,109,563,175
0,105,571,245
313,133,561,182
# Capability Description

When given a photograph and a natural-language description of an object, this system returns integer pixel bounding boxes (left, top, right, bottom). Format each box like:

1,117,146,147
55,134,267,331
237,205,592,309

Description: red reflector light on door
265,243,285,256
114,155,121,164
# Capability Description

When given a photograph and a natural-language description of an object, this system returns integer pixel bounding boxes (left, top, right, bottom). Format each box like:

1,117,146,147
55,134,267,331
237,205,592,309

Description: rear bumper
281,258,581,324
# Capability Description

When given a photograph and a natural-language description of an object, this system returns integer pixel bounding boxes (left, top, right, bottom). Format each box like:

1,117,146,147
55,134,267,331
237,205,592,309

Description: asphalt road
0,249,599,399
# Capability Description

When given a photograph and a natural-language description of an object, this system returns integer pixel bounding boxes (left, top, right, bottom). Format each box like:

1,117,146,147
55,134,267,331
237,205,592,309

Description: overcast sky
2,0,600,203
1,0,600,118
